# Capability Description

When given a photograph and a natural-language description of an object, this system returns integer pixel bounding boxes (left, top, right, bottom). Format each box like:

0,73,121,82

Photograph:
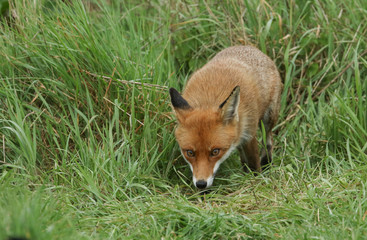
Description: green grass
0,0,366,239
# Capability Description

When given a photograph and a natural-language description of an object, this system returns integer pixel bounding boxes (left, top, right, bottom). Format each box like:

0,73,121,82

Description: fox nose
195,180,207,189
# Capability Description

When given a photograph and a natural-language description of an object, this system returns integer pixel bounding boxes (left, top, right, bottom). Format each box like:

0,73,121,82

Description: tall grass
0,0,366,239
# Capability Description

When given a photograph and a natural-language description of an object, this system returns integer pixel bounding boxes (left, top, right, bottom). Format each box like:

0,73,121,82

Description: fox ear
169,88,192,123
219,86,240,124
169,88,191,110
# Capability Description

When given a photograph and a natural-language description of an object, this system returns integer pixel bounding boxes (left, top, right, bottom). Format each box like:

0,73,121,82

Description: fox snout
195,180,207,189
185,160,215,189
193,175,216,189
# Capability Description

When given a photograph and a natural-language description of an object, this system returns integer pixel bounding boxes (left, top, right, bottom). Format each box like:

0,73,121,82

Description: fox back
170,46,282,189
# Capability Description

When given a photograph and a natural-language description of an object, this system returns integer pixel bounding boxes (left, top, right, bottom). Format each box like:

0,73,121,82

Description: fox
169,45,282,189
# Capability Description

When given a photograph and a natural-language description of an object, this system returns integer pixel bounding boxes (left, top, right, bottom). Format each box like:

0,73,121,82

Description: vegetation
0,0,366,239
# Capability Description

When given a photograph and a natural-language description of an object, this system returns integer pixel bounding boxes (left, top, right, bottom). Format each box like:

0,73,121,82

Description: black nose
196,180,207,189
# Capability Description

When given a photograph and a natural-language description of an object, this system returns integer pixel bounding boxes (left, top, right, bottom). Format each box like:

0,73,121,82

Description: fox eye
186,150,195,158
210,148,220,156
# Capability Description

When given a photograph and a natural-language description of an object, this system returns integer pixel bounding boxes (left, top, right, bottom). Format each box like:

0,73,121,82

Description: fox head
169,86,241,189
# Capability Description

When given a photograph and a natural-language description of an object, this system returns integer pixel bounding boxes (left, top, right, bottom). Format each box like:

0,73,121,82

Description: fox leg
260,107,279,169
238,146,248,172
239,137,261,173
260,131,273,170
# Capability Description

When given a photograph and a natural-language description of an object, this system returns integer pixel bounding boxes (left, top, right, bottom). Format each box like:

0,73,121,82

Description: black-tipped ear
219,86,240,123
169,88,191,110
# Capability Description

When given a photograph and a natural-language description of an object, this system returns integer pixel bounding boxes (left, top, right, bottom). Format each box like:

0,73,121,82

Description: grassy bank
0,0,366,239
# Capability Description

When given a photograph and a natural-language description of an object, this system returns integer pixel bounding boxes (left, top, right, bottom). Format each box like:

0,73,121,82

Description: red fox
169,46,282,189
